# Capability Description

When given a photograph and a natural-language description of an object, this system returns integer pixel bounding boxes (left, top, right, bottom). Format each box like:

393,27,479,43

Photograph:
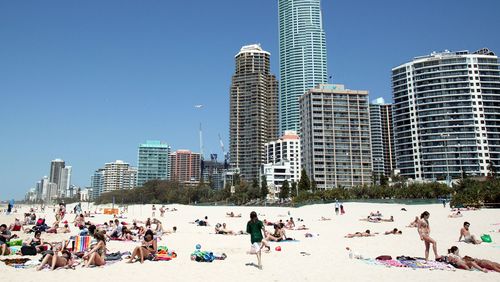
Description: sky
1,0,499,200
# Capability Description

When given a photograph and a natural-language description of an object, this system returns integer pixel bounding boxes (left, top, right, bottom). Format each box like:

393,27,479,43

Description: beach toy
196,244,201,250
481,234,492,243
275,246,281,251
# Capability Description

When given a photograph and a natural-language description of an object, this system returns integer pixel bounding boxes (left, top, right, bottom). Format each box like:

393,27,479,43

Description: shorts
250,242,261,254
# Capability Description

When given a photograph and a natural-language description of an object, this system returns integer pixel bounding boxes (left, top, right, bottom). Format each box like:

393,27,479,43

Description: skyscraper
49,159,65,198
370,99,395,178
137,140,171,187
279,0,328,133
58,166,72,198
91,160,137,197
229,44,279,181
300,84,372,188
392,48,500,181
169,150,201,185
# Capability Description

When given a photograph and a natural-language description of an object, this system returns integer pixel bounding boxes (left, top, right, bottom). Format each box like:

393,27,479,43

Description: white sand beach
1,202,499,282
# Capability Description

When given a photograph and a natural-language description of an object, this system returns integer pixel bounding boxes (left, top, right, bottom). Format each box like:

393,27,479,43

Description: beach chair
67,236,92,253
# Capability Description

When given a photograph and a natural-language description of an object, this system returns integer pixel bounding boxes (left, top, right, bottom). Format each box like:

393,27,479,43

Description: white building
264,130,301,183
261,162,293,199
392,48,500,181
101,160,137,194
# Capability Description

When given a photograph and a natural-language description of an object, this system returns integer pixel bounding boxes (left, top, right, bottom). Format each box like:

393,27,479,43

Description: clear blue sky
1,0,499,200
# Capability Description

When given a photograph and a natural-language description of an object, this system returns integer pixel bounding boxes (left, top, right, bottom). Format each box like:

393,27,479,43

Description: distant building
392,48,500,181
300,84,372,188
49,159,65,199
91,168,104,199
137,140,171,187
261,161,293,199
59,166,72,198
91,161,137,198
370,99,395,178
169,150,201,185
201,159,225,189
264,130,301,184
229,44,279,182
279,0,328,132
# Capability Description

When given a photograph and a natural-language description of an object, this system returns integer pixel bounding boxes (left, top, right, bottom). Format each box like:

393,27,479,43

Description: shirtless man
458,222,481,244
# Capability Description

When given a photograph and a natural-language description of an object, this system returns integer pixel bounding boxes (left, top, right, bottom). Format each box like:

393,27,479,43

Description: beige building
101,160,137,194
229,44,279,182
300,84,372,188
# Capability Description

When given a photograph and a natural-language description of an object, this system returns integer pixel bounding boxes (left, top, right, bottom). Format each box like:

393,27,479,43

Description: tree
380,173,389,187
298,168,311,192
311,178,317,192
280,180,290,200
372,171,379,185
291,181,298,197
260,176,269,199
488,161,497,179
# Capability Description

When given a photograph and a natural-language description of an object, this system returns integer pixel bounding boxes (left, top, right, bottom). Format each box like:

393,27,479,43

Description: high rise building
58,166,72,198
300,84,372,188
91,168,104,199
264,130,301,183
392,48,500,181
137,140,171,187
279,0,328,133
49,159,65,198
101,160,137,194
229,44,279,181
169,150,201,185
370,99,395,178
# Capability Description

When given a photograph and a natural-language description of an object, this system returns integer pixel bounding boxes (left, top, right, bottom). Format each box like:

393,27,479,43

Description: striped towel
74,236,91,252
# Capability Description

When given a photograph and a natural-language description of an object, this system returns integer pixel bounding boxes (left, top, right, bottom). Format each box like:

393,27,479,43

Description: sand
1,202,499,282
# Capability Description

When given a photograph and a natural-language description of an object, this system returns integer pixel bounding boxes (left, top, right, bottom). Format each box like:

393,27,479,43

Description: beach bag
21,246,37,256
481,234,492,243
376,255,392,261
7,239,23,247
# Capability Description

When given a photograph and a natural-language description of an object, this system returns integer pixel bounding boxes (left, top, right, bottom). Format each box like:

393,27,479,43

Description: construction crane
219,134,229,169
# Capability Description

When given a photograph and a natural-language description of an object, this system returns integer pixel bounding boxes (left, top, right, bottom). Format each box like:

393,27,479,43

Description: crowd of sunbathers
0,207,179,270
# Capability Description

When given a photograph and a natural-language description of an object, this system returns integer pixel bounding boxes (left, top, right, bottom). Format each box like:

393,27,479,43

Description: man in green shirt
246,211,269,269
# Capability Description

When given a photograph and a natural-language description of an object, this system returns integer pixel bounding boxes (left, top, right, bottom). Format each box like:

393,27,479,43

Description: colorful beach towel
74,236,91,252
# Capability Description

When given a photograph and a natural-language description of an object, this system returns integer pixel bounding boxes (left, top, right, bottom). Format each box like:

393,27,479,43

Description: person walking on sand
418,211,440,260
335,200,340,215
152,205,156,218
246,211,269,270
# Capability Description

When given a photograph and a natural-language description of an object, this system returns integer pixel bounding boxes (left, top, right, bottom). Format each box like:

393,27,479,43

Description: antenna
199,123,204,160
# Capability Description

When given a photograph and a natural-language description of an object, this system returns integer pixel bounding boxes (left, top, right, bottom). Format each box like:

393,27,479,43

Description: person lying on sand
360,216,381,223
37,249,74,271
448,211,463,218
191,216,209,226
447,246,486,272
380,216,394,222
345,230,377,238
370,211,382,217
215,223,242,235
384,228,402,235
226,212,242,218
458,222,481,244
462,255,500,272
295,225,308,230
319,216,331,221
285,218,295,229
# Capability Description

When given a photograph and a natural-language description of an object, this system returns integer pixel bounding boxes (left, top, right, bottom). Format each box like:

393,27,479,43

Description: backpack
21,245,37,256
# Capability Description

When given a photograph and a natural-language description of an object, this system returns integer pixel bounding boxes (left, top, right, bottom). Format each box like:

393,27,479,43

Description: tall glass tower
279,0,328,132
137,140,171,187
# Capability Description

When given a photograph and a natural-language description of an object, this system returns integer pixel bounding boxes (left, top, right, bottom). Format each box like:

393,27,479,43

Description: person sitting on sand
152,218,164,235
83,231,106,267
458,222,481,244
24,230,49,253
447,246,486,272
46,222,60,233
266,224,285,241
407,216,419,228
448,211,463,218
193,216,209,226
109,219,123,238
121,226,134,241
8,218,22,231
384,228,402,235
0,224,14,255
370,211,382,217
345,230,377,238
285,217,295,229
74,214,85,227
127,229,157,263
36,249,74,271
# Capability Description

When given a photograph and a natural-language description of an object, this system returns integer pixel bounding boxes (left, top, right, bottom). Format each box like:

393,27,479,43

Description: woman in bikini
25,230,48,253
128,229,157,263
447,246,486,272
83,231,106,267
36,249,74,271
418,211,440,261
36,250,74,271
